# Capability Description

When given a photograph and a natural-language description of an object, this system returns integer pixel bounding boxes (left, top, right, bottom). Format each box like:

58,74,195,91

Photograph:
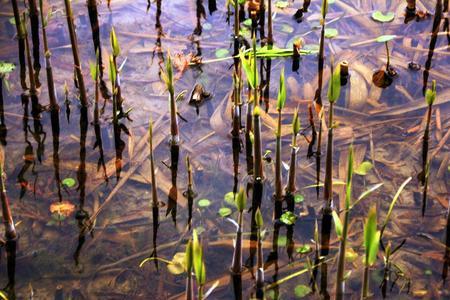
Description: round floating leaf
294,194,305,203
281,24,294,33
224,191,236,206
371,11,395,23
197,199,211,208
324,28,338,38
167,252,186,275
294,284,312,298
277,235,287,247
296,244,312,254
203,22,212,30
275,1,289,9
376,35,397,43
62,177,76,188
354,161,373,176
243,18,252,27
280,211,297,225
215,48,230,59
0,61,15,74
218,207,232,217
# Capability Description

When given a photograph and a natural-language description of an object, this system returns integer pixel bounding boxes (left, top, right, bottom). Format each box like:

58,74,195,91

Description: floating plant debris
371,11,395,23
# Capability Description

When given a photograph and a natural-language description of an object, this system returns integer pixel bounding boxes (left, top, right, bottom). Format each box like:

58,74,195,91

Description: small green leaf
425,80,437,105
0,61,15,74
294,194,304,203
215,48,230,58
218,207,232,217
277,68,286,111
167,252,186,275
185,239,193,272
62,177,76,188
296,244,312,254
255,208,264,228
235,187,246,212
425,269,432,275
280,211,297,225
294,284,312,298
292,108,300,136
224,191,236,206
110,27,121,57
9,17,15,25
243,18,252,27
371,11,395,23
332,210,343,238
376,35,397,43
275,1,289,8
197,199,211,208
354,161,373,176
324,28,338,38
327,63,341,103
364,206,380,266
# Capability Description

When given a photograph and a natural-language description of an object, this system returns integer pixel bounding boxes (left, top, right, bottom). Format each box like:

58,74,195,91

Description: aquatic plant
27,0,41,87
161,53,180,145
185,239,194,300
419,80,437,215
22,13,37,96
255,208,265,296
10,0,27,89
285,107,300,210
64,0,88,107
372,35,397,88
362,206,380,299
274,68,286,204
192,229,206,299
231,187,247,274
323,61,341,207
0,153,16,241
110,27,126,118
148,119,158,211
39,0,58,110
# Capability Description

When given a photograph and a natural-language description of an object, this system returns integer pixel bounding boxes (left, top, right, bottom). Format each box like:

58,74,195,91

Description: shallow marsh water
0,0,449,299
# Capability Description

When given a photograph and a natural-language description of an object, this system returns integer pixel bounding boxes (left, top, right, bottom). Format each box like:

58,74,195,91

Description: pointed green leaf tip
345,144,354,209
255,208,264,228
425,80,437,105
292,108,300,135
321,0,328,19
332,210,343,238
110,27,120,57
162,53,174,94
108,55,116,86
185,239,193,272
376,35,396,43
327,63,341,103
371,11,395,23
192,229,206,285
89,61,99,82
364,206,380,266
235,187,246,212
277,68,286,111
239,47,258,90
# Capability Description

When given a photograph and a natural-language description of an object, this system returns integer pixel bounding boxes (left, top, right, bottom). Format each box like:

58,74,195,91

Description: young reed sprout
90,51,101,121
362,206,380,299
64,0,88,107
192,229,206,299
255,208,264,292
420,80,436,215
231,187,247,274
39,0,58,110
274,68,286,202
161,53,179,145
334,144,353,300
185,239,194,300
286,108,300,196
323,61,341,207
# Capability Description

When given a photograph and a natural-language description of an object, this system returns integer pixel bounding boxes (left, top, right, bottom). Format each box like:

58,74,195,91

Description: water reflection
166,144,179,225
423,0,442,95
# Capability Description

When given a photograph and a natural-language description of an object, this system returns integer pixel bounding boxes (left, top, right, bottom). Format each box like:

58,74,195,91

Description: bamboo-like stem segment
324,102,334,206
64,0,88,107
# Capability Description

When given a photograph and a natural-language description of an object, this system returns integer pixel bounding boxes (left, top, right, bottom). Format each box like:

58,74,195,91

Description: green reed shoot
274,68,286,201
323,61,341,206
362,206,380,299
185,239,194,300
231,187,247,274
255,208,264,290
286,108,300,195
193,229,206,299
161,53,179,145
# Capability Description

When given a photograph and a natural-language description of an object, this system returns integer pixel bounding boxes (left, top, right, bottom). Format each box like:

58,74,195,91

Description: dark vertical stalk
23,14,37,96
423,0,442,95
39,0,58,110
64,0,88,107
11,0,27,89
28,0,41,87
0,77,7,146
